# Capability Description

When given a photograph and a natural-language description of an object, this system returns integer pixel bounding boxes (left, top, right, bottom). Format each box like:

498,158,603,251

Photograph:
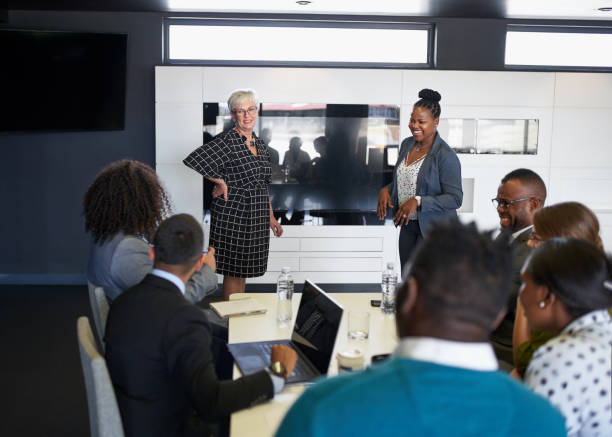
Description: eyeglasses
491,197,533,209
232,106,258,117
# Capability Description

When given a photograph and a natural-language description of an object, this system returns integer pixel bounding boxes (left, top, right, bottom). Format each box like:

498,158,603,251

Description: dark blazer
105,274,273,437
388,132,463,235
491,228,533,348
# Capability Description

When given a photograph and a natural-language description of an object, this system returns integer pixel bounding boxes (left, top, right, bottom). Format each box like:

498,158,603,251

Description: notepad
210,297,267,318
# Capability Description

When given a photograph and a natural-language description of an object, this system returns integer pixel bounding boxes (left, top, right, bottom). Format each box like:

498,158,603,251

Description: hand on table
271,345,298,379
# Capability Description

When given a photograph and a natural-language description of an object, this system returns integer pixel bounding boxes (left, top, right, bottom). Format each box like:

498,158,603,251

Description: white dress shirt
511,225,533,242
394,336,499,371
151,268,185,294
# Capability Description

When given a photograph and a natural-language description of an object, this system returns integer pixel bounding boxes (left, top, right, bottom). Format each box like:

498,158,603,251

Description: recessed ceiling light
598,7,612,11
296,1,312,5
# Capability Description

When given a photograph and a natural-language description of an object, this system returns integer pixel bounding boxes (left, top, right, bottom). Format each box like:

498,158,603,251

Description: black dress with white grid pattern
183,129,272,278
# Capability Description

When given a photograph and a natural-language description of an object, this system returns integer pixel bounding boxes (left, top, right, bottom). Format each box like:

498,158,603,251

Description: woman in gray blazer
377,89,462,275
83,160,218,302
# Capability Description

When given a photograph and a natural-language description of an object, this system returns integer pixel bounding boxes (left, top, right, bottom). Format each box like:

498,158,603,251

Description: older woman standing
184,89,282,299
377,88,462,275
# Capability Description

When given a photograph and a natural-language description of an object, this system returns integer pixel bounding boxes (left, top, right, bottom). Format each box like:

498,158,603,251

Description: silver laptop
227,280,344,384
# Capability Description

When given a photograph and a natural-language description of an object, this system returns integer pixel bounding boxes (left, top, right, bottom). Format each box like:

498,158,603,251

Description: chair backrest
77,316,124,437
87,282,110,350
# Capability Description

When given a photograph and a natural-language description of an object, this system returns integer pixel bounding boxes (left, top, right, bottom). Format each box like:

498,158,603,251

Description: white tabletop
229,292,398,437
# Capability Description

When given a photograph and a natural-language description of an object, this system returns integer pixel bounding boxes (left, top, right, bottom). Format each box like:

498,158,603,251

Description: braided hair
414,88,442,119
83,160,172,244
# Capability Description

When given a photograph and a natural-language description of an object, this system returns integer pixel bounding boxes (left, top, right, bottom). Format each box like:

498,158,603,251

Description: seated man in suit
276,220,565,437
105,213,297,437
490,168,546,368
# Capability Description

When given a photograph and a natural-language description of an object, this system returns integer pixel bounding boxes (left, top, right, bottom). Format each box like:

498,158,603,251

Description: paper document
210,297,267,318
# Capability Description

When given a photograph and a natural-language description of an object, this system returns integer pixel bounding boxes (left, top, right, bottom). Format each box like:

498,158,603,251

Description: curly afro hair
83,160,172,244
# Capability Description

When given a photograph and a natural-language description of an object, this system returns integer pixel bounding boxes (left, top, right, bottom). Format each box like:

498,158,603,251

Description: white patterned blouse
396,155,426,220
524,309,612,437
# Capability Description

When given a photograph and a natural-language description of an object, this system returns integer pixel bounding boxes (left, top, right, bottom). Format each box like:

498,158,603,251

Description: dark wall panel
0,11,162,280
435,18,506,70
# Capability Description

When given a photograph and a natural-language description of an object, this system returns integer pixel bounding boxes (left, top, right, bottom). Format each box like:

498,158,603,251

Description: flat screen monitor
201,102,400,225
0,29,127,133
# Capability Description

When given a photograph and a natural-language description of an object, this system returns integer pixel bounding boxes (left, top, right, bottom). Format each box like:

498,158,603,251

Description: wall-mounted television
0,29,127,133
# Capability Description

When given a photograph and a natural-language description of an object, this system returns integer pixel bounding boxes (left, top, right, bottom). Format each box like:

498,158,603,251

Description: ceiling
5,0,612,21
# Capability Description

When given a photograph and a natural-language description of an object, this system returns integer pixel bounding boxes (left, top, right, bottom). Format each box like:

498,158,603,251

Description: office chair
87,282,109,351
77,316,124,437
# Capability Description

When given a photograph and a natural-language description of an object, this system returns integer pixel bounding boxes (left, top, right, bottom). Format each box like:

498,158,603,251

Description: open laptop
227,280,344,384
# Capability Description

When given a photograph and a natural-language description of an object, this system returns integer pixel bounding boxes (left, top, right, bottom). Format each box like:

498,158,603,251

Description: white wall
155,67,612,283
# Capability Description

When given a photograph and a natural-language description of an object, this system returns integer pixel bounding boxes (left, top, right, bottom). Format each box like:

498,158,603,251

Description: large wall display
155,66,612,283
202,102,400,225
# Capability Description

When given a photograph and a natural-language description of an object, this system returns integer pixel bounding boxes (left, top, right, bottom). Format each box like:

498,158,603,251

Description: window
506,26,612,69
165,18,432,67
438,118,539,155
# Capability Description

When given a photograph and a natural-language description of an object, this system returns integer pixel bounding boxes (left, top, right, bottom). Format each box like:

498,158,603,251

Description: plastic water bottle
277,267,294,322
381,262,398,315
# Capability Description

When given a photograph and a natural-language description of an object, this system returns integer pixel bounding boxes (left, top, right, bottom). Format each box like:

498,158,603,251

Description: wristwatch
268,361,287,379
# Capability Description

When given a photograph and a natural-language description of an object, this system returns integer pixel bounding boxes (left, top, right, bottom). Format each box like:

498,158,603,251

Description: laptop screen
291,280,344,375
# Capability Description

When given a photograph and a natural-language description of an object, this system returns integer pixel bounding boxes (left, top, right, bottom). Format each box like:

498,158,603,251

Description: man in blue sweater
276,219,566,437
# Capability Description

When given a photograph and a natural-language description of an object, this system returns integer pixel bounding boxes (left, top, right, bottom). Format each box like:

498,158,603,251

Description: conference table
229,292,399,437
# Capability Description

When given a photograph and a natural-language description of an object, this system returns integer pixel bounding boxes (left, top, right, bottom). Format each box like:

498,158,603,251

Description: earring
538,301,546,309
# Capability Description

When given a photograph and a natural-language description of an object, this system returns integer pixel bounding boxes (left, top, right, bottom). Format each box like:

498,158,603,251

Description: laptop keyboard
259,342,311,378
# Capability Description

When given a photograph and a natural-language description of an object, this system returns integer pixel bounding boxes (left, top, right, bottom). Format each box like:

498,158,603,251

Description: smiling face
230,100,258,134
496,179,537,232
409,107,438,145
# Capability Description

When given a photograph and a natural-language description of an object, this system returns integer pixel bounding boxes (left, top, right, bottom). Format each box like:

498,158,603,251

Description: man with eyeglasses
490,168,546,370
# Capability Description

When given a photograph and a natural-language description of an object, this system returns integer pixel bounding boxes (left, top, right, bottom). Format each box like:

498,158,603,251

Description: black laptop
227,280,344,384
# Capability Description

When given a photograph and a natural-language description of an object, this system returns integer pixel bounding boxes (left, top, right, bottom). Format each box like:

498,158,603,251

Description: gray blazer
87,232,218,303
387,132,463,235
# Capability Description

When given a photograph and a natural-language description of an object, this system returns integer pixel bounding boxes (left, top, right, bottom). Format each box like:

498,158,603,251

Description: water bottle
277,267,294,322
381,262,398,315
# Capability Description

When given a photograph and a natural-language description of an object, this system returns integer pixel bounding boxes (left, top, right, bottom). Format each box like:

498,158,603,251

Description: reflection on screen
203,102,400,225
291,281,343,374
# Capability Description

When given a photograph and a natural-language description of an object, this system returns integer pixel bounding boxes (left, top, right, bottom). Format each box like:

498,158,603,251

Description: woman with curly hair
83,160,217,302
